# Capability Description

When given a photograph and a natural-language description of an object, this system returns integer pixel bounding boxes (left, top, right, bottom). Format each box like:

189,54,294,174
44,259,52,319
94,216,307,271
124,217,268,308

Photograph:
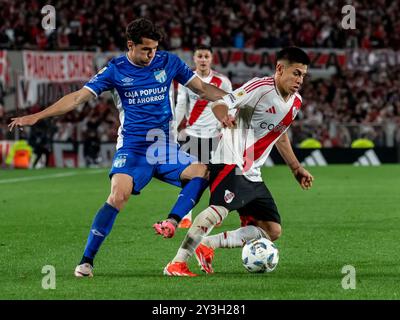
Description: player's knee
194,205,228,227
183,163,209,180
257,222,281,241
191,163,208,178
268,224,282,241
208,205,229,224
107,190,130,210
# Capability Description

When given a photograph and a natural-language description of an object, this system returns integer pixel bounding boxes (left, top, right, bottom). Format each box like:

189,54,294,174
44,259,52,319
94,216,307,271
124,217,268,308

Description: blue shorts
109,141,197,194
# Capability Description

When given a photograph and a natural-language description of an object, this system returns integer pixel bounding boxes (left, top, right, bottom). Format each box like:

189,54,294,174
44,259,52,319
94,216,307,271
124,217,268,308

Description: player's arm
275,132,314,190
210,78,259,128
211,77,236,128
8,88,93,131
186,76,227,102
211,103,235,128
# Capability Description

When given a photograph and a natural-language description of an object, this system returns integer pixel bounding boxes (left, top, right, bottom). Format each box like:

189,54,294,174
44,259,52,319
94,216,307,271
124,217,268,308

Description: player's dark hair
194,45,213,53
126,18,163,44
276,47,310,65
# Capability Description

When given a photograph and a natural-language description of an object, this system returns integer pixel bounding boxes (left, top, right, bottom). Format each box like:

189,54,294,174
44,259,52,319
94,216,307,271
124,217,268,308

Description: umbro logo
266,106,276,114
91,229,105,237
121,77,134,83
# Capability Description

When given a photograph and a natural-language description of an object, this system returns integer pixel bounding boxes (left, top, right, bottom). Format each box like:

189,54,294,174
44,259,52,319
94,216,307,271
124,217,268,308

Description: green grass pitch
1,165,399,300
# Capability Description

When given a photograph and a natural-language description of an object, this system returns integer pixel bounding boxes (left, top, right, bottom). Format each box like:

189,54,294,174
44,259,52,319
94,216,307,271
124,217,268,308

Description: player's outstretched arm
275,133,314,190
186,77,227,102
8,87,94,131
211,103,236,128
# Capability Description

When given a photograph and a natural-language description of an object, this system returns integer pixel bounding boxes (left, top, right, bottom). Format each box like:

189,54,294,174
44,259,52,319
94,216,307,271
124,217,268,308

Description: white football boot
74,263,94,278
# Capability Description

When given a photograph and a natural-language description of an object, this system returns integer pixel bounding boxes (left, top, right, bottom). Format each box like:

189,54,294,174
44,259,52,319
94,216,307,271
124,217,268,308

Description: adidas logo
301,150,327,166
354,149,381,166
266,106,276,114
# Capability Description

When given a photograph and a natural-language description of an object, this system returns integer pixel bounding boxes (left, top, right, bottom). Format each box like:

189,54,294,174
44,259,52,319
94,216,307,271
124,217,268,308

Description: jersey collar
125,53,146,68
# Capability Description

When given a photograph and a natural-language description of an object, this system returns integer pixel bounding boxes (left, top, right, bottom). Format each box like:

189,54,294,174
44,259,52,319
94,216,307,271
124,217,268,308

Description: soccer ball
241,238,279,273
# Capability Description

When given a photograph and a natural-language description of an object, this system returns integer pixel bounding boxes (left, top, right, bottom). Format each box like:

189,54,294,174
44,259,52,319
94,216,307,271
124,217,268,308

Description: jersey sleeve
83,62,114,97
214,77,264,110
221,76,232,93
175,83,189,126
169,53,196,86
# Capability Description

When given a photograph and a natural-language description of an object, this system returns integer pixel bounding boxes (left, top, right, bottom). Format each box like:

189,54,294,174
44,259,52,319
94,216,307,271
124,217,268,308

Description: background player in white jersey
163,47,314,276
8,19,228,278
175,45,232,228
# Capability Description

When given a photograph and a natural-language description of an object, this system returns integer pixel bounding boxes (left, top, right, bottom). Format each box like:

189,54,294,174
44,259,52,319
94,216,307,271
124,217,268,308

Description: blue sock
169,177,208,222
80,203,119,266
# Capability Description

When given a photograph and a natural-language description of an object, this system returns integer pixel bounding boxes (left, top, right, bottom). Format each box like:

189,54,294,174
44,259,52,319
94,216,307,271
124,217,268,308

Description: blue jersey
84,51,196,149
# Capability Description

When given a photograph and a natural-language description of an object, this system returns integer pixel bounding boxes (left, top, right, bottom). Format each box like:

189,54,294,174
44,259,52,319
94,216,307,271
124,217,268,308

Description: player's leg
74,173,132,277
32,148,43,168
153,163,208,237
153,142,209,238
201,225,269,249
164,164,254,276
174,162,209,219
75,149,153,277
163,205,229,276
204,181,281,246
178,137,217,229
252,220,281,241
196,182,281,273
239,183,282,241
176,136,196,229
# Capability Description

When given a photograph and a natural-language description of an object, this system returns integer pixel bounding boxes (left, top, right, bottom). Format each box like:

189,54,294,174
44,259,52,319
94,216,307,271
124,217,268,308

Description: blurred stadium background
1,0,399,168
1,0,400,300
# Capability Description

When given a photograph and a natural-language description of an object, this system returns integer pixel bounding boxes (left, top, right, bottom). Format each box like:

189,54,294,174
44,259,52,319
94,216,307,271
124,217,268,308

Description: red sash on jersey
242,96,302,172
187,76,223,126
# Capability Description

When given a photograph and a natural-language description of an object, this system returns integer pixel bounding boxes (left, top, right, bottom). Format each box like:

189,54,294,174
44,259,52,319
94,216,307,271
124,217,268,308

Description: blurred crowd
1,66,400,149
1,0,400,51
291,66,400,147
0,97,119,166
1,0,400,153
1,97,119,142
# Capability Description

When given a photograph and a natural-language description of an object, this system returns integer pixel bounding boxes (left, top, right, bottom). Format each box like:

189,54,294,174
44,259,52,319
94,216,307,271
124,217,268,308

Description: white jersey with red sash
175,70,232,138
211,76,302,182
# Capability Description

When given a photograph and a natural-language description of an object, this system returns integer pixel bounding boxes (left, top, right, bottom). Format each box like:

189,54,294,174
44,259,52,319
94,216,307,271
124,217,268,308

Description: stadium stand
0,0,399,166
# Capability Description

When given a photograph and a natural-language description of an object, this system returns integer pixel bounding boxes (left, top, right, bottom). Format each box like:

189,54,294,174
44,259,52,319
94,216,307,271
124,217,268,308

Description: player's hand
8,114,39,131
177,117,187,132
292,166,314,190
221,114,236,128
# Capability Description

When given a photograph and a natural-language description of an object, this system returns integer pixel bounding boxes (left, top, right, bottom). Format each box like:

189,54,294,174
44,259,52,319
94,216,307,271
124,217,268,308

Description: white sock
172,206,228,263
182,210,192,221
203,225,270,249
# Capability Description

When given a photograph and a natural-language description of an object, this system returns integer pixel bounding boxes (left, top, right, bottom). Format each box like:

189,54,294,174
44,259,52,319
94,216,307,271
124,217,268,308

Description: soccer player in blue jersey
8,18,227,278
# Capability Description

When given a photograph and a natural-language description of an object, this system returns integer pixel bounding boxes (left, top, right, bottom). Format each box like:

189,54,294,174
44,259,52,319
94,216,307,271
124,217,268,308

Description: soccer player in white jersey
8,19,228,278
175,45,232,228
163,47,314,276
